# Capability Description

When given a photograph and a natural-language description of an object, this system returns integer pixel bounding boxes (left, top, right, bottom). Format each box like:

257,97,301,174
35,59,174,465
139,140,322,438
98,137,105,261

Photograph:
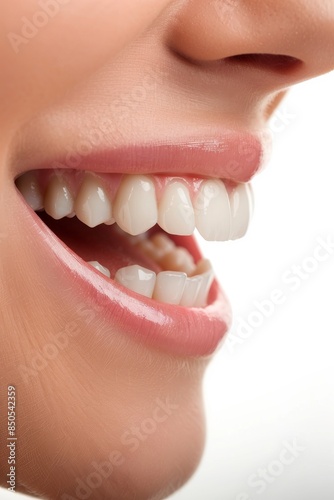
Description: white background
169,70,334,500
2,71,334,499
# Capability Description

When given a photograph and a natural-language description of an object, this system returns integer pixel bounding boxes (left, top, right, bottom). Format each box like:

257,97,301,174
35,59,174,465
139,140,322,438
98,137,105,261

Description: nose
167,0,334,90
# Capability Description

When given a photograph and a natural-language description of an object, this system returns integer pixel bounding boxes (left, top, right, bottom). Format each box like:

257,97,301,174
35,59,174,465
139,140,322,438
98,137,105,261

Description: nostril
225,53,302,74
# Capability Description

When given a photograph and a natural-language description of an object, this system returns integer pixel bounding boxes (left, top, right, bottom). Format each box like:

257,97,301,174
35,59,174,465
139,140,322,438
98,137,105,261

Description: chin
0,272,208,499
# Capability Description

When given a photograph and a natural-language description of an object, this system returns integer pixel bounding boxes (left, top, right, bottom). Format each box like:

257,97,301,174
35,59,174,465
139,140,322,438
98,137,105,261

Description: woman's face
1,1,334,498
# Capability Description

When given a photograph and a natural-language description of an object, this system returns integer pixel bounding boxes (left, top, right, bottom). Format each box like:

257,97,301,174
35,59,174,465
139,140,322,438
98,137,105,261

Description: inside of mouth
15,167,253,307
39,212,170,277
36,213,213,308
18,172,216,308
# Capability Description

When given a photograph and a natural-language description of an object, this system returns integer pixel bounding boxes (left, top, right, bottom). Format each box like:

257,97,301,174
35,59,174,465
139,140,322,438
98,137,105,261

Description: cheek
0,0,173,127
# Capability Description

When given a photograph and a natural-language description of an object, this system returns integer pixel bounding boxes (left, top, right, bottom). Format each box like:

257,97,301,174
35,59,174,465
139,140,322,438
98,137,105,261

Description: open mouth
13,130,267,357
16,169,252,309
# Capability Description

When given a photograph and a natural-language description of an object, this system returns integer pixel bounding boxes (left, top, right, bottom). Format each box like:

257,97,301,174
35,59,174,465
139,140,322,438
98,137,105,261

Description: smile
14,133,268,357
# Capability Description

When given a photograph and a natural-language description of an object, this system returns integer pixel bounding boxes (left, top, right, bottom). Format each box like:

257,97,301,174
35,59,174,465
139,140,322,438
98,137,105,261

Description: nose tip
167,0,334,84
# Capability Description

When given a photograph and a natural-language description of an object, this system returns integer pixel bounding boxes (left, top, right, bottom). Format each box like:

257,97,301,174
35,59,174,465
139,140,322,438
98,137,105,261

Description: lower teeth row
88,261,213,308
88,233,214,308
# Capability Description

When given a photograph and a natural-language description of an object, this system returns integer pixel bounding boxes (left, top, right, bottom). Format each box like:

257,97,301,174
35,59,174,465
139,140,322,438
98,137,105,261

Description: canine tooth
194,180,231,241
16,172,43,211
113,175,158,235
44,176,74,219
75,175,112,228
193,270,214,308
115,265,156,298
159,248,196,276
229,183,253,240
158,181,195,235
180,276,202,307
88,261,111,278
153,271,187,305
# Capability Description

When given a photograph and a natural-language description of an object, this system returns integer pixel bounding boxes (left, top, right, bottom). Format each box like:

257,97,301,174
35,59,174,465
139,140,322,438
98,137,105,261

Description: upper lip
13,127,271,184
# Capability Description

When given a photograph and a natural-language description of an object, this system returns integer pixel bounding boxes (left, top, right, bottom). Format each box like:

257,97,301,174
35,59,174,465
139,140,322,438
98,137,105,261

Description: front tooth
194,180,231,241
159,248,196,276
16,172,43,211
180,276,202,307
113,175,158,236
187,259,214,307
44,176,74,219
193,270,214,308
158,181,195,235
153,271,187,305
75,175,112,227
115,265,156,298
88,261,111,278
229,183,253,240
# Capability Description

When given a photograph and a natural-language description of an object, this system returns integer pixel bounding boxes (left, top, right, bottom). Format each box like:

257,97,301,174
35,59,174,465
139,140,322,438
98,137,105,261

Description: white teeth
16,172,43,211
115,262,213,307
153,271,187,305
20,171,253,241
113,175,158,235
88,261,111,278
17,168,252,308
179,276,202,307
228,183,253,240
158,181,195,235
194,180,231,241
75,175,113,228
193,270,214,307
44,176,74,220
115,265,156,298
190,259,215,307
113,240,214,307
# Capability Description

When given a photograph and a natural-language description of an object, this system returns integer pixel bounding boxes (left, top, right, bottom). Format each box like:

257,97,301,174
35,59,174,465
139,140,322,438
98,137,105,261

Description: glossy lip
14,129,271,183
14,129,270,357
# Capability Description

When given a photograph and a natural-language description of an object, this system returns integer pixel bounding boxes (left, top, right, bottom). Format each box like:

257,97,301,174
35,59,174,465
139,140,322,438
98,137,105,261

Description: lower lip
19,195,232,358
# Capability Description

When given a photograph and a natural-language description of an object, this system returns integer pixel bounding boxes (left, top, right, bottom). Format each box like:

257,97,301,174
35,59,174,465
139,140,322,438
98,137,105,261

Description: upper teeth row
17,171,253,241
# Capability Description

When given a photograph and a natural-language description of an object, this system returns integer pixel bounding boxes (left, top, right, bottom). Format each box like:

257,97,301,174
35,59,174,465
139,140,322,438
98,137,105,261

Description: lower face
1,1,268,498
2,155,252,498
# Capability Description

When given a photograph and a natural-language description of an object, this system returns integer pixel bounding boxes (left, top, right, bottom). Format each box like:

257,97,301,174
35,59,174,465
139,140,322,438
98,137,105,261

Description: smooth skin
1,1,334,498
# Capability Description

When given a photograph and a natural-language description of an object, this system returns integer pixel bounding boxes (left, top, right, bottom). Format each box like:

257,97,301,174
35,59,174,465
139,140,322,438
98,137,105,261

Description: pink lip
19,129,271,183
15,129,270,357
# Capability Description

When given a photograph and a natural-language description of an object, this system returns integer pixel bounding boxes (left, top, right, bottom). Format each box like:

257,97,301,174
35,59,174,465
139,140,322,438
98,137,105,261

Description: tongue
39,212,162,277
